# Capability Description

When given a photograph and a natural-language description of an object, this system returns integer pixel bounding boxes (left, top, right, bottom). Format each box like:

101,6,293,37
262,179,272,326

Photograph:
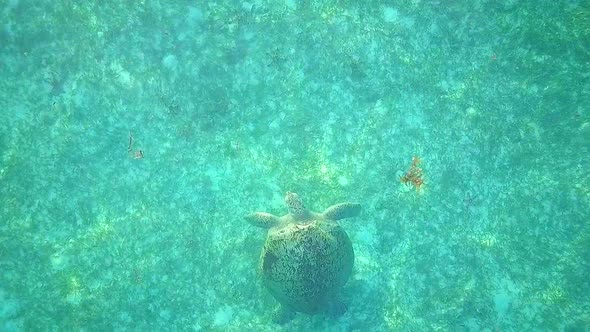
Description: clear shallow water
1,1,589,331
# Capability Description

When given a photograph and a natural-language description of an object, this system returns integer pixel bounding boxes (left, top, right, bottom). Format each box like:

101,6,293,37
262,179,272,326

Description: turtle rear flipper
272,305,295,324
321,203,361,220
245,212,281,228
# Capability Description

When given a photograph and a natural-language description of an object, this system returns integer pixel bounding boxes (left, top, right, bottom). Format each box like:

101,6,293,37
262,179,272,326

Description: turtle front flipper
326,298,348,319
245,212,281,228
321,203,361,220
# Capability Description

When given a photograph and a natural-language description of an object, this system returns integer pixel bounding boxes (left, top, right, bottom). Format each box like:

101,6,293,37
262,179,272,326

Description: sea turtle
245,192,361,323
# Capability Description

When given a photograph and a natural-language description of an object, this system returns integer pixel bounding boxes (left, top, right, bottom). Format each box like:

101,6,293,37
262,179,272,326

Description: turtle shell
259,219,353,314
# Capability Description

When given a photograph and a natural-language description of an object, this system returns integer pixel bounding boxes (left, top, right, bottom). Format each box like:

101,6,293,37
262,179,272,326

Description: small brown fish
134,150,144,159
128,131,133,153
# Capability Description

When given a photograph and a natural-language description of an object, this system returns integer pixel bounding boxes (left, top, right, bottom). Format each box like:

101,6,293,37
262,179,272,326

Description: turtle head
285,192,307,217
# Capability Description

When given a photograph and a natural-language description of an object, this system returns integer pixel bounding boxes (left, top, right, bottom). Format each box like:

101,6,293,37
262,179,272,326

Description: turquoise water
1,1,589,331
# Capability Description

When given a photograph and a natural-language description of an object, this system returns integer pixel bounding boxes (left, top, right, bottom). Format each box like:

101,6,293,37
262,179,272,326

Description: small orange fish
401,155,424,191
